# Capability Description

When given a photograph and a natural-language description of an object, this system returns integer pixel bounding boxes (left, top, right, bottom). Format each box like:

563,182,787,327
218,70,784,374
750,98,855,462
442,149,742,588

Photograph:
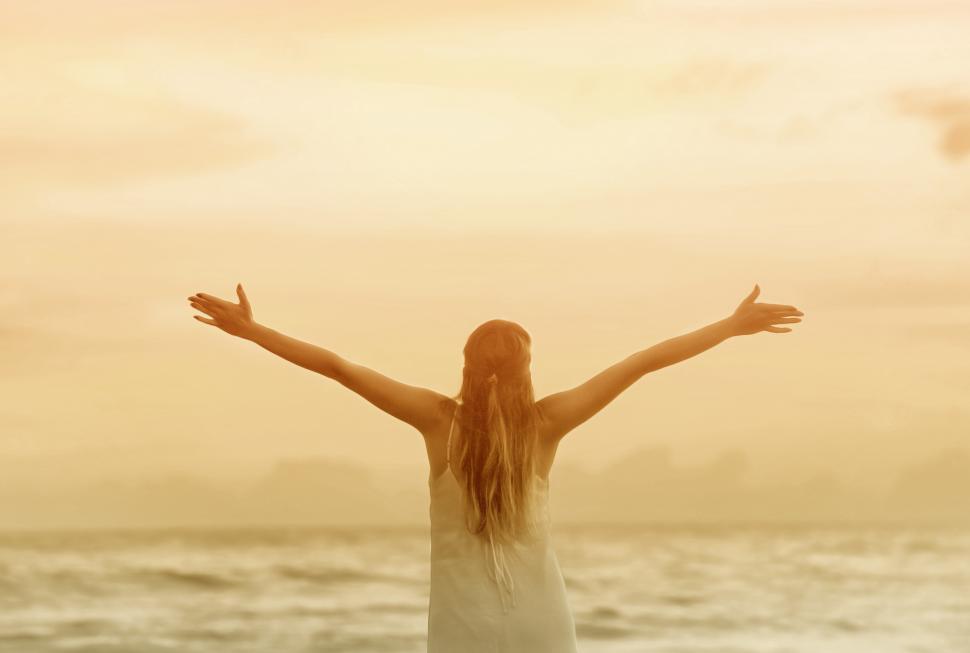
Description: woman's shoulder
425,396,459,435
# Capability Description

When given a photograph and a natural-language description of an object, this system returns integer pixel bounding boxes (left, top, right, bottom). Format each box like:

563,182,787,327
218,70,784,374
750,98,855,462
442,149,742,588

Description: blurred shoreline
3,520,970,536
1,523,968,653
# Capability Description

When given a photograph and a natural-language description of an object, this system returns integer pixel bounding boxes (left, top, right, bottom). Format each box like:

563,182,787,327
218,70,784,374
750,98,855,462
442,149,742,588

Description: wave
136,568,241,590
273,564,423,586
1,525,967,653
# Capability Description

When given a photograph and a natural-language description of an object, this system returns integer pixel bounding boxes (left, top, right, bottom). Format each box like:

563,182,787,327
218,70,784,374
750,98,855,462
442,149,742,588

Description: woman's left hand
728,284,804,336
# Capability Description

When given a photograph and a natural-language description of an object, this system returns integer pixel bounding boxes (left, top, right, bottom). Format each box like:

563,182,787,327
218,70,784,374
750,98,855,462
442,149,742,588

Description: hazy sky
4,1,969,500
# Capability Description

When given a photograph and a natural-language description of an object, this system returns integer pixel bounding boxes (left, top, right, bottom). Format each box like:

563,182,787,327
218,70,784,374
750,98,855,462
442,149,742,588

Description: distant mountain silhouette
240,457,405,525
886,448,970,522
1,447,968,530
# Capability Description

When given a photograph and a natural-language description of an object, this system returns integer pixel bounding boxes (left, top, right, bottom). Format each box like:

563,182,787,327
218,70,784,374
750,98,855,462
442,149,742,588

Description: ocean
1,524,967,653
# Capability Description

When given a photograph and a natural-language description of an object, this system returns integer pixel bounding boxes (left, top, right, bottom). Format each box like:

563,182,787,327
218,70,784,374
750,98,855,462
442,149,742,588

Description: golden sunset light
3,2,969,651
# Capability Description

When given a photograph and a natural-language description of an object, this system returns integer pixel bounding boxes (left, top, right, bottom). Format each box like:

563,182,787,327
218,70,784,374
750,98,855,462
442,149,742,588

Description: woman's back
427,405,579,652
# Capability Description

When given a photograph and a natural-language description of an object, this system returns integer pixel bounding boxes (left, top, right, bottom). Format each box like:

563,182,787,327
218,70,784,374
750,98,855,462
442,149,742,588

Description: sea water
1,524,968,653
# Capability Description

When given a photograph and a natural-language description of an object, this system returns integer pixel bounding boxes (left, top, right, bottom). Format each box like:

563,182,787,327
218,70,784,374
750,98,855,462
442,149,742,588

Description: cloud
894,87,970,162
903,322,970,347
2,80,276,190
653,58,768,99
720,97,868,144
0,0,610,43
807,274,970,309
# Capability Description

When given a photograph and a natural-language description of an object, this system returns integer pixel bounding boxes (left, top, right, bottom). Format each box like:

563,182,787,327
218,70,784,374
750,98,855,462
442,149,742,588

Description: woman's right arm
535,285,803,442
188,284,448,433
244,324,448,433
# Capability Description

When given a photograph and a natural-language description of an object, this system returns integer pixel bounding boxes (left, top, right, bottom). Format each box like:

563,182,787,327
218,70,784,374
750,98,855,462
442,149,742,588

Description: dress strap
445,404,457,464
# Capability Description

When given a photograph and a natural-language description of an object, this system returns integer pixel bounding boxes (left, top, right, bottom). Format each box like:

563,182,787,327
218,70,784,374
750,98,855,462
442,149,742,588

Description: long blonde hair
449,319,545,551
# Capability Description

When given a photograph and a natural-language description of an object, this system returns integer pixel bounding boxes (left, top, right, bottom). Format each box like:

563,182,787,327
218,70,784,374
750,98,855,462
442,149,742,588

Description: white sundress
427,405,579,652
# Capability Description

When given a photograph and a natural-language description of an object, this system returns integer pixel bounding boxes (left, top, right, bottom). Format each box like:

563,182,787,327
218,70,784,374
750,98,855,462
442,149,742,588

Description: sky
3,1,969,522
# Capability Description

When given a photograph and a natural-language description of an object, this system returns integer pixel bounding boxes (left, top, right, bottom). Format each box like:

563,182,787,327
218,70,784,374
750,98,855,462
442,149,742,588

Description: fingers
236,283,251,312
195,292,233,309
188,297,212,308
758,303,800,312
189,301,218,318
188,294,218,310
764,326,792,333
193,315,217,326
742,284,760,304
769,317,802,325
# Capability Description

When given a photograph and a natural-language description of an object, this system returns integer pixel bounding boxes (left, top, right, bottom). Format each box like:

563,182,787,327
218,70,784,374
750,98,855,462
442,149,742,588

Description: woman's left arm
188,284,447,433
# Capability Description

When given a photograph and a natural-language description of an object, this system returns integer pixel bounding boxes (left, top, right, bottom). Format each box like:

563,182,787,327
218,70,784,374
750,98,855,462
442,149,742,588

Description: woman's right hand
728,284,804,336
188,283,257,339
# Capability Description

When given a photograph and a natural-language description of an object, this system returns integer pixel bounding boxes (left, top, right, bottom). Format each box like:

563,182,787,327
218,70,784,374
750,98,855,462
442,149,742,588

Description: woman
187,283,803,652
